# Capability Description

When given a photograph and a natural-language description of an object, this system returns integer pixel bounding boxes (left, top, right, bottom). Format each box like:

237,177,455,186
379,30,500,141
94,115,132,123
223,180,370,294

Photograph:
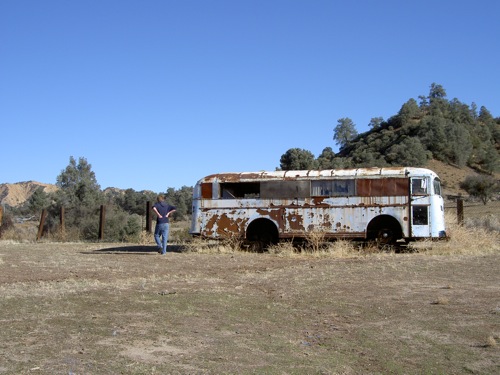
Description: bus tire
246,219,279,252
367,215,402,248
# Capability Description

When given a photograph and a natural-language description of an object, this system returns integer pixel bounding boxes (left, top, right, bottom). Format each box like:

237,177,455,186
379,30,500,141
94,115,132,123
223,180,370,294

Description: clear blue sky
1,1,499,192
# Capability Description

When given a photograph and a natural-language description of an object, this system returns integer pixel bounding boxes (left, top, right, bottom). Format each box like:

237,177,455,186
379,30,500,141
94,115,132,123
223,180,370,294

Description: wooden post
146,201,152,233
99,205,106,240
457,198,464,225
0,206,3,227
37,209,47,241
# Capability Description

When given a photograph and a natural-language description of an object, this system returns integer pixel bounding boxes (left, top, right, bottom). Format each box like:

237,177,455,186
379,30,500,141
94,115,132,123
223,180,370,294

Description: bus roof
197,167,439,184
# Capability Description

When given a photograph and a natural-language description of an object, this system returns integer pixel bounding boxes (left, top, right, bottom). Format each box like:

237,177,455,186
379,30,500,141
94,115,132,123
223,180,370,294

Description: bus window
261,181,309,199
220,183,260,199
311,180,355,196
411,178,428,195
433,178,442,196
311,181,331,196
412,205,429,225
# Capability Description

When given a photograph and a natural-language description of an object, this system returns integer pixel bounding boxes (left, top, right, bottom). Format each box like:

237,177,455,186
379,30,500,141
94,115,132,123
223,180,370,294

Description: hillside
0,181,58,207
426,159,479,196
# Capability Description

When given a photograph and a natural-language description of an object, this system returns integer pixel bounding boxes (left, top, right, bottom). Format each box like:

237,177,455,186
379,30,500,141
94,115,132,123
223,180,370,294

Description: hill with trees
280,83,500,176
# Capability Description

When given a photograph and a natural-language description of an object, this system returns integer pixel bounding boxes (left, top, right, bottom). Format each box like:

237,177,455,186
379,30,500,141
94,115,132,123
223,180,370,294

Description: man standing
152,194,176,255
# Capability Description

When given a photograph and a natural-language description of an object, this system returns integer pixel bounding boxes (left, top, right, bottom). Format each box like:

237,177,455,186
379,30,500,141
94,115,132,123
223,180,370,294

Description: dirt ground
0,241,499,375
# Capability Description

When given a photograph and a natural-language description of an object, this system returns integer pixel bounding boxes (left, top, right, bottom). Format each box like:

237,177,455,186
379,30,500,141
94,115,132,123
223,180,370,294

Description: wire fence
444,198,500,231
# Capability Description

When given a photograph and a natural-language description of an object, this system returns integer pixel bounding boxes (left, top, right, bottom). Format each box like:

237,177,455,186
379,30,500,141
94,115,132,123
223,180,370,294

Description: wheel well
246,218,279,244
366,215,403,240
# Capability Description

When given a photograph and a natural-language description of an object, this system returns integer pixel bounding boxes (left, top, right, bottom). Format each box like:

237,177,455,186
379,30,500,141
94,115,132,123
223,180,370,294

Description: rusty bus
189,167,447,249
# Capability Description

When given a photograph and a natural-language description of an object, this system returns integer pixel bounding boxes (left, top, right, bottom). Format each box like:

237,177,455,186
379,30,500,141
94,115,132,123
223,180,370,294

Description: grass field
0,218,499,375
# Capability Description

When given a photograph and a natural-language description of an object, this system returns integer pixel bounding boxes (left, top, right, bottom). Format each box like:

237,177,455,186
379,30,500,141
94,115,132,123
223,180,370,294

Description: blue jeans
154,223,170,254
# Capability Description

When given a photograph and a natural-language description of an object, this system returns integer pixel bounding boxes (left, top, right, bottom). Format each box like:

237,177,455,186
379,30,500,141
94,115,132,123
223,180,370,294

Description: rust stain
201,183,212,199
286,211,304,231
357,178,409,197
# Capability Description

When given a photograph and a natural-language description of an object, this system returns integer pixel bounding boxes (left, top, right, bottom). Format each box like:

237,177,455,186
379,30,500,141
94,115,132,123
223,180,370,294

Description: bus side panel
196,208,249,239
192,196,412,241
281,197,410,239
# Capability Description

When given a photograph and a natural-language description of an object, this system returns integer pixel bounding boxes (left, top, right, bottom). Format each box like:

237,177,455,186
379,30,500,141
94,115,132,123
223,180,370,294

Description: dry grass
266,240,296,256
0,222,38,243
409,211,500,255
138,230,155,245
486,336,498,347
305,229,326,252
308,239,365,258
184,236,240,254
464,214,500,232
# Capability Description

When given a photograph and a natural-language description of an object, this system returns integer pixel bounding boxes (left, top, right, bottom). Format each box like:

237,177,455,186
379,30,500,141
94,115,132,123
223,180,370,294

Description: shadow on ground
90,245,185,254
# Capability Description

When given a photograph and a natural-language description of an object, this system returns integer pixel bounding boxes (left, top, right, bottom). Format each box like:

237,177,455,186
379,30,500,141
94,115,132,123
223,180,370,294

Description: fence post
0,206,3,227
457,198,464,225
146,201,152,233
99,205,106,240
37,209,47,241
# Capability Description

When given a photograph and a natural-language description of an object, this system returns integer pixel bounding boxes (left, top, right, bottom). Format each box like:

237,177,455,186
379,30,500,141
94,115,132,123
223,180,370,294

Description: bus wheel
246,219,279,252
367,215,402,250
247,240,266,253
376,228,396,246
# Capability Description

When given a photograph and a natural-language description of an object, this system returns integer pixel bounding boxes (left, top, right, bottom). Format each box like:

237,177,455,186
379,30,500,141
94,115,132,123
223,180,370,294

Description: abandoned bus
189,167,447,248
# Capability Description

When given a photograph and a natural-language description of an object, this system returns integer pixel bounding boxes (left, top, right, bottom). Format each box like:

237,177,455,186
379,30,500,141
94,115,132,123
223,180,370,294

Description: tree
428,83,449,117
56,156,102,207
164,186,193,220
28,187,49,216
460,175,499,205
480,143,500,174
429,83,447,99
444,121,472,167
48,156,104,239
470,102,478,119
351,148,387,167
316,147,348,169
368,117,384,130
279,148,317,170
115,189,157,216
418,116,447,160
418,95,429,110
333,118,358,149
316,147,335,169
398,99,420,124
385,137,428,167
478,106,500,144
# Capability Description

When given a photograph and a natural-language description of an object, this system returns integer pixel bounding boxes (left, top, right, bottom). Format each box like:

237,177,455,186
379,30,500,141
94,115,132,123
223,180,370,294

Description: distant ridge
0,182,155,208
0,181,58,207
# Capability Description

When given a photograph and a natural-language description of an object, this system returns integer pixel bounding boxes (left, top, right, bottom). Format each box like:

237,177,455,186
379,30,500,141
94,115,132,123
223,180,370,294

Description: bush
460,175,499,204
0,213,16,239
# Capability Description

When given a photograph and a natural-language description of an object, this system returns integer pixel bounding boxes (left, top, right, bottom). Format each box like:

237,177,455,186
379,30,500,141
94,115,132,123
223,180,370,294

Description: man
152,195,176,255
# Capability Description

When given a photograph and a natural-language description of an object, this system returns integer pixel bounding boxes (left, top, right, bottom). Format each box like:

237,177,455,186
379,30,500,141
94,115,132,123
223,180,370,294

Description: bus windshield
433,178,442,196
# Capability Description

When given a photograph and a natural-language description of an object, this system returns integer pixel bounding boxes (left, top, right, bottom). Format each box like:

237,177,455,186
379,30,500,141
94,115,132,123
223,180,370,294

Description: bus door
410,176,431,238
